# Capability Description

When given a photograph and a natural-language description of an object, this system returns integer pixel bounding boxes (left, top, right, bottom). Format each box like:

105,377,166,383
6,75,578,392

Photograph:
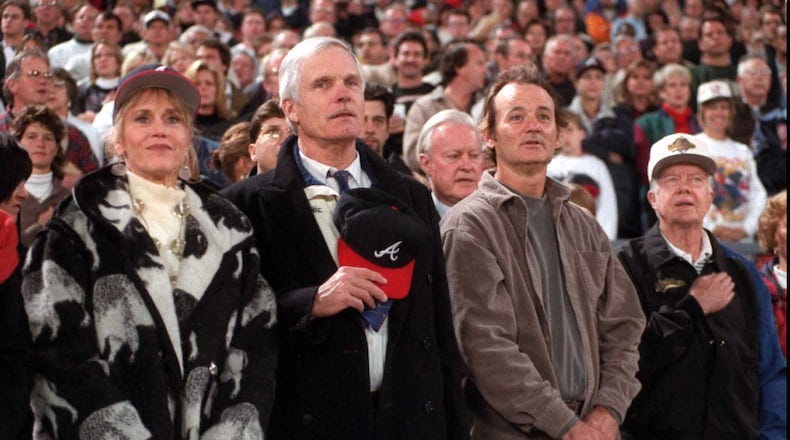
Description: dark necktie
328,169,352,194
361,299,392,331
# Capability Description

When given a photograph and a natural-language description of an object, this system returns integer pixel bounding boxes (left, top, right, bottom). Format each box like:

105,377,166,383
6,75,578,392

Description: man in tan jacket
441,65,645,439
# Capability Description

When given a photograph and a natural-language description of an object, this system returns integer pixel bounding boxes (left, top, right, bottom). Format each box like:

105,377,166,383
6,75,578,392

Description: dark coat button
423,401,434,414
422,337,433,349
302,414,314,426
426,274,433,284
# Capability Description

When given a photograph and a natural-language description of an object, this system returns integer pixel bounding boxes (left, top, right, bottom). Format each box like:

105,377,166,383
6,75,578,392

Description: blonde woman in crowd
184,59,233,142
757,190,787,358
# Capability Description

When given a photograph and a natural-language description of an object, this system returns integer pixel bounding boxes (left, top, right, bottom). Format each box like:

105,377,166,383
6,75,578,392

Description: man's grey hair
3,49,49,104
542,34,573,57
303,21,336,39
259,48,288,79
737,54,770,77
178,25,213,46
417,109,483,156
278,37,363,105
612,34,637,55
653,63,691,90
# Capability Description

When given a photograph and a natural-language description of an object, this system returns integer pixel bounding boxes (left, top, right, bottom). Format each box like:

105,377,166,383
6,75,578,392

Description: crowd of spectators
1,0,785,246
0,0,787,436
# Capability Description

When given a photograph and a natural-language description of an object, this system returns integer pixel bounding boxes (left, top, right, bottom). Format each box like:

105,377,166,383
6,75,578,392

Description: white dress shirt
298,147,388,392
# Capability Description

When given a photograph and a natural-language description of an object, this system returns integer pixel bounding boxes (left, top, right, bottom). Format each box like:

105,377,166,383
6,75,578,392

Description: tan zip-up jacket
441,172,645,439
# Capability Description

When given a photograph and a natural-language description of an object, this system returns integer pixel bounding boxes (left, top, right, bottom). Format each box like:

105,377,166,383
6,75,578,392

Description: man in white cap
122,10,174,62
694,79,767,242
617,133,786,439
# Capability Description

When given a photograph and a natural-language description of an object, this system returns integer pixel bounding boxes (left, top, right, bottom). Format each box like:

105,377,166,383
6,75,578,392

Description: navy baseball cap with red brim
334,188,431,301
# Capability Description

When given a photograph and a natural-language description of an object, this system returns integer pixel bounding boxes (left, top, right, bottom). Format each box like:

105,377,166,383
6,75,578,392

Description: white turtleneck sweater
127,170,188,371
25,172,54,202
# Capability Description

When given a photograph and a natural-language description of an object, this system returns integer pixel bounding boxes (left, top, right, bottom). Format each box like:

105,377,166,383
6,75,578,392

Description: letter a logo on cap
374,241,402,261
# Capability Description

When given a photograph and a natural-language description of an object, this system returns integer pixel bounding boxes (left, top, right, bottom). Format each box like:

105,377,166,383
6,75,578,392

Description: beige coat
440,172,645,439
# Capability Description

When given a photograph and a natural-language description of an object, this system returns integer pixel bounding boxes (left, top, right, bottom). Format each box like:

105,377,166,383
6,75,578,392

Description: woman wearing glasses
20,65,277,439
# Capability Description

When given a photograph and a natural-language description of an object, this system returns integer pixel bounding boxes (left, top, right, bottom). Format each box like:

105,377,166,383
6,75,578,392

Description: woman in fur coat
20,64,277,439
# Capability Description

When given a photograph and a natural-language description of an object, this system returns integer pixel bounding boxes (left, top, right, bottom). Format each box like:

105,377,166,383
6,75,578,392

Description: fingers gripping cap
333,188,431,299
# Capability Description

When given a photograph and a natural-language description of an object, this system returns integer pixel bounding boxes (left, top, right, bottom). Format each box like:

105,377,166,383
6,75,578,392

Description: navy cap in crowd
574,57,606,79
114,64,201,119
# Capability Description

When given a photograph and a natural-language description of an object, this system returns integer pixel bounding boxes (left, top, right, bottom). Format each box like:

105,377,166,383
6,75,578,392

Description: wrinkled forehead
300,47,362,81
19,55,49,71
495,82,555,112
120,88,188,116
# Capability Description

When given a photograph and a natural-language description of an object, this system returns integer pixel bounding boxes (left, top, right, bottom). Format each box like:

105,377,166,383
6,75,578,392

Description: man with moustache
417,109,486,218
221,37,469,440
441,65,645,439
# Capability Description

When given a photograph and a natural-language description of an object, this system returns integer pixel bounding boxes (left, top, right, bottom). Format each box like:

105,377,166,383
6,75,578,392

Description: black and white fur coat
21,166,278,439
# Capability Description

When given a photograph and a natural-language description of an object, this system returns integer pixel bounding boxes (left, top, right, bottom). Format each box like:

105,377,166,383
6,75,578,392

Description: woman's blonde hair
184,59,232,119
757,190,787,253
110,88,198,182
162,41,195,71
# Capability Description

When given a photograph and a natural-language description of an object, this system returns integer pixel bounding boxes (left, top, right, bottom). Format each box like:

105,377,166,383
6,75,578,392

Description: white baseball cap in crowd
696,80,732,107
143,9,171,30
647,133,716,181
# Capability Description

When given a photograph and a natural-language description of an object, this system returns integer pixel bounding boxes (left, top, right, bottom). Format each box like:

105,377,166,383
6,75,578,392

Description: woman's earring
111,161,127,176
178,165,192,181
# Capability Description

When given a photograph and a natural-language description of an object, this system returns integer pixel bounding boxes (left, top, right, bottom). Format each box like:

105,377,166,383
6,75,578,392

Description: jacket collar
477,171,571,218
71,165,255,377
643,224,725,272
291,142,381,189
71,165,254,279
270,134,409,200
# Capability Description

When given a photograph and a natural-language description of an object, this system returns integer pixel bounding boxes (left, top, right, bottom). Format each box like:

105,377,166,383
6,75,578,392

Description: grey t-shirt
522,193,587,402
